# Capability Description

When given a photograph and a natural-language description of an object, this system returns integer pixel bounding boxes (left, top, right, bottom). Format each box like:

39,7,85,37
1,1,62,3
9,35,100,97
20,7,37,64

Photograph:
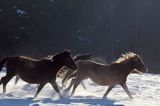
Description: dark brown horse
66,52,148,99
0,50,77,98
14,54,55,85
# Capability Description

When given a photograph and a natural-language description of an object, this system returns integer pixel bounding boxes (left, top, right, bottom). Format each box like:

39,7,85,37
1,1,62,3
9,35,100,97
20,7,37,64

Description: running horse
0,50,77,98
66,52,148,99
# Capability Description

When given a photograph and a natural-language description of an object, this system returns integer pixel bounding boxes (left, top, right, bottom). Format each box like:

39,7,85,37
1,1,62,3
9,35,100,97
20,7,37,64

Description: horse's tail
0,57,12,71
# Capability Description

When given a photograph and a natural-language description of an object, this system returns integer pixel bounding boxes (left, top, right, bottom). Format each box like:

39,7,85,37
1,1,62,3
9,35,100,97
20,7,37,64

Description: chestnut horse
66,52,148,99
0,50,77,98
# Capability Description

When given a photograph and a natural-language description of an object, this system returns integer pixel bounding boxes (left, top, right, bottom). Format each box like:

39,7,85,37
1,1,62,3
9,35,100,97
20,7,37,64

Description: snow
0,68,160,106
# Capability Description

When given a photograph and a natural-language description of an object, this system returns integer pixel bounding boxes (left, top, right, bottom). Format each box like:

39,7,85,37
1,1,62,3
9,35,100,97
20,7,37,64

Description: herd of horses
0,50,148,99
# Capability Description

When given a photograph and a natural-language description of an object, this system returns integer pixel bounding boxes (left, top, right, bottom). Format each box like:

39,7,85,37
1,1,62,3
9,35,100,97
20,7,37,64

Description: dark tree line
0,0,160,73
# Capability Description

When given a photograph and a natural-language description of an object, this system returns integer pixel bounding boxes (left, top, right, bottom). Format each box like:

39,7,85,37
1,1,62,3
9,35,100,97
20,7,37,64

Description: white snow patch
0,68,159,106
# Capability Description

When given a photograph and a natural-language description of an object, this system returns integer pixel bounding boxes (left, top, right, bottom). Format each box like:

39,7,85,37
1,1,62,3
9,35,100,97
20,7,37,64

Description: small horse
57,53,92,88
0,50,77,98
66,52,148,99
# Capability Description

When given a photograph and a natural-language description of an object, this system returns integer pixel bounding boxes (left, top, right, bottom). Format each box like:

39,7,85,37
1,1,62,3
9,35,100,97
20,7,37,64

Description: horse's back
76,60,108,75
18,56,39,62
5,56,42,82
77,60,107,69
76,60,122,85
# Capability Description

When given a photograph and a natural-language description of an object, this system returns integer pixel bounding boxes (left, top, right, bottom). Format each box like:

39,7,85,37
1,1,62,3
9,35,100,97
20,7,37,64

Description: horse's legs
34,83,46,98
14,75,20,85
63,71,76,87
103,85,115,98
50,80,62,98
66,78,86,91
62,71,73,87
120,83,133,99
70,78,82,96
66,78,76,91
80,82,86,89
0,74,14,93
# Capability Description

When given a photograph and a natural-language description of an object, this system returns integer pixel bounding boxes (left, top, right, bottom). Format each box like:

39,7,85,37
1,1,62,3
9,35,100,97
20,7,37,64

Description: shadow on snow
0,95,123,106
43,96,124,106
0,97,40,106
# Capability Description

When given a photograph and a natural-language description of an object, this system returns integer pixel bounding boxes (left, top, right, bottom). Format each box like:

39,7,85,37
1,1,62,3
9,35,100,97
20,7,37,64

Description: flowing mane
113,52,138,64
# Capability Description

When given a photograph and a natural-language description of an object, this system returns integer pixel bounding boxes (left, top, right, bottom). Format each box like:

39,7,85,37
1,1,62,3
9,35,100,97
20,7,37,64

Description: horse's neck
113,61,133,75
52,59,65,71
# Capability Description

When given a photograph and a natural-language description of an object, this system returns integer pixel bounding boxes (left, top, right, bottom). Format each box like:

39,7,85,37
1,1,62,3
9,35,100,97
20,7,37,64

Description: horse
14,54,55,85
66,52,148,99
57,53,92,88
0,50,77,98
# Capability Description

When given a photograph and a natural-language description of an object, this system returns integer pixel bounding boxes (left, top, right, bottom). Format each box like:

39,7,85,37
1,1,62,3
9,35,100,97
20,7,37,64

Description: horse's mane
43,54,55,60
19,56,38,61
19,53,57,62
40,53,58,60
113,52,138,64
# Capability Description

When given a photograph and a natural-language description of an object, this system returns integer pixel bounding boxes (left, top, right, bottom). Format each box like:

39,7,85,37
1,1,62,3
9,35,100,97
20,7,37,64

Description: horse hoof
59,95,63,99
102,96,107,99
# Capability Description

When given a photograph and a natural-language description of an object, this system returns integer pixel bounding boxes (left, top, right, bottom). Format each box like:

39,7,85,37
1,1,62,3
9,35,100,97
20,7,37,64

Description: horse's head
53,50,77,70
131,54,148,74
63,50,77,70
114,52,148,74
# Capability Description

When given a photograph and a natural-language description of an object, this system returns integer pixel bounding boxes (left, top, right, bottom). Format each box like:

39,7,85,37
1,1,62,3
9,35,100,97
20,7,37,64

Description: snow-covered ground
0,68,160,106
